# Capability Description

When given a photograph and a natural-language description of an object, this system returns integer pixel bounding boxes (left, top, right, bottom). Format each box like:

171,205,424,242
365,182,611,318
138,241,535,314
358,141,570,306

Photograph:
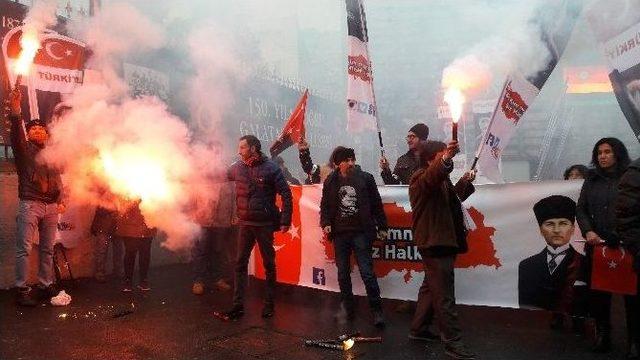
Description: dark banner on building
588,0,640,142
527,0,584,90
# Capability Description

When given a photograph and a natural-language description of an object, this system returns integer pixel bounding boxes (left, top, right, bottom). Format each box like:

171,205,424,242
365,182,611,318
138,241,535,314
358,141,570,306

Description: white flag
346,0,377,132
477,73,540,183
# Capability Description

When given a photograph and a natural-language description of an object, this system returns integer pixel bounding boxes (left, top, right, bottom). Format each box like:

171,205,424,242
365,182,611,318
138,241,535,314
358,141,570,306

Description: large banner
254,181,585,309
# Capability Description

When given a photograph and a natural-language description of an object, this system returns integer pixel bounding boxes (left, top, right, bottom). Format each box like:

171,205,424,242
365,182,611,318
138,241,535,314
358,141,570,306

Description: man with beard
6,89,65,306
320,146,388,327
224,135,292,320
379,123,429,185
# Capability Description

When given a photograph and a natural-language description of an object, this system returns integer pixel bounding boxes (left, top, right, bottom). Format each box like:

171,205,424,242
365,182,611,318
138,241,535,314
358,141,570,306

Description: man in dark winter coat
379,123,429,185
409,140,476,360
225,135,293,320
615,157,640,358
6,89,65,306
518,195,587,329
320,146,388,327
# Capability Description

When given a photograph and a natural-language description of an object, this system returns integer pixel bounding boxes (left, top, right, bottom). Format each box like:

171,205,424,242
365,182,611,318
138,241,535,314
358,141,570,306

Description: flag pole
356,0,384,157
471,78,509,171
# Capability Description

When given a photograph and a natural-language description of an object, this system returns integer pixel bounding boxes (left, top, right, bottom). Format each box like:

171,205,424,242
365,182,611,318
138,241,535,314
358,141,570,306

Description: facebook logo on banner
312,267,326,286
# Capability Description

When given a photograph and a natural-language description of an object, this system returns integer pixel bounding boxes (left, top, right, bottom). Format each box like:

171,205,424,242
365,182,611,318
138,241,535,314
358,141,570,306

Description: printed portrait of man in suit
518,195,587,317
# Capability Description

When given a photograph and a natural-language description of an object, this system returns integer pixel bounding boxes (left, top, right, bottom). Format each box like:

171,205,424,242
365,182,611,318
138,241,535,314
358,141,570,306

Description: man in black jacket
320,146,388,327
225,135,293,320
6,89,65,306
518,195,587,328
379,123,428,185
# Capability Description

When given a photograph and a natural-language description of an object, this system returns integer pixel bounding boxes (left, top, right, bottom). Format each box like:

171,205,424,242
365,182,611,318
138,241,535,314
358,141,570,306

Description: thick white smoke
32,2,244,251
441,0,561,95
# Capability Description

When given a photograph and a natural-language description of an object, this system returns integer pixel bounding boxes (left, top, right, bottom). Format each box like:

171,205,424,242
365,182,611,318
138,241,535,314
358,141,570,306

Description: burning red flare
444,87,465,124
13,28,41,77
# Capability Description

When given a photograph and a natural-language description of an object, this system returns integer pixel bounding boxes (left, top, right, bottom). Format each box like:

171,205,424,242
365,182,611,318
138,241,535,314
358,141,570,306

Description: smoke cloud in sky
441,0,566,95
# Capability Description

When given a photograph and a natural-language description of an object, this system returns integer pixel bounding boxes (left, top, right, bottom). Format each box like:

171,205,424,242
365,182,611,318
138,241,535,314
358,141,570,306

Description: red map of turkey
321,202,501,283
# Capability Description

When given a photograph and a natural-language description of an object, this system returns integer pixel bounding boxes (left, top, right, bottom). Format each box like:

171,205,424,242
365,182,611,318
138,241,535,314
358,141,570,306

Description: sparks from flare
444,87,465,124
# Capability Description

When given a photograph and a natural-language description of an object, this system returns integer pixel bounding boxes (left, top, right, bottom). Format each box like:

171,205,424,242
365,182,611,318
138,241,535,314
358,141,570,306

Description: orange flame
94,146,175,207
342,339,355,350
444,87,465,124
14,28,41,76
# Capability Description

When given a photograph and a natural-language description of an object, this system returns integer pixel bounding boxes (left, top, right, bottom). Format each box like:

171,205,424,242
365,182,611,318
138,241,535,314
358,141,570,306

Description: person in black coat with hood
615,157,640,358
576,137,631,353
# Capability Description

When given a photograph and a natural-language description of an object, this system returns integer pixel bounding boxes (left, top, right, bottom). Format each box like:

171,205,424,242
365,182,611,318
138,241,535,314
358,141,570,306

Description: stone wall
0,172,189,289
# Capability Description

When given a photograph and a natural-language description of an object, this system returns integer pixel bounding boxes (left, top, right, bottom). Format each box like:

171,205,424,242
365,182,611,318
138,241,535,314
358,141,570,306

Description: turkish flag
591,245,638,295
5,29,86,71
269,89,308,158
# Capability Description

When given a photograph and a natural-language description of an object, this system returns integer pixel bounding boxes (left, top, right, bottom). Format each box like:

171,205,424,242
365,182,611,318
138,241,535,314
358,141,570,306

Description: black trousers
232,225,276,307
122,237,152,282
411,251,462,342
625,278,640,344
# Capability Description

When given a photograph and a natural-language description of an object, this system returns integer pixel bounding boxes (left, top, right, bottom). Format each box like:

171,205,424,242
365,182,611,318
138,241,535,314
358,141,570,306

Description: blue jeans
15,200,58,288
333,231,382,310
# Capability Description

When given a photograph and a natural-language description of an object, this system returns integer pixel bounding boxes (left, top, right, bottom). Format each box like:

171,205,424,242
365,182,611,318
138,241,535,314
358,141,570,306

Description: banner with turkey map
253,180,584,309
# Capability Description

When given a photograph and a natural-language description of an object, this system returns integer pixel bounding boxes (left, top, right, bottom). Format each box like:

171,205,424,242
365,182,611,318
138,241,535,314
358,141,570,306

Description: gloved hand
604,232,621,248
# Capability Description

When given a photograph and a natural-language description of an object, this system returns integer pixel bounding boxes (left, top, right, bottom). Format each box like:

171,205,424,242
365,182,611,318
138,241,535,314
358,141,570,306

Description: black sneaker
137,280,151,291
592,333,612,353
37,284,58,301
334,303,355,322
122,279,133,293
627,341,639,359
225,305,244,321
445,341,476,360
549,312,564,330
372,310,385,328
409,330,440,342
16,287,37,307
261,303,274,318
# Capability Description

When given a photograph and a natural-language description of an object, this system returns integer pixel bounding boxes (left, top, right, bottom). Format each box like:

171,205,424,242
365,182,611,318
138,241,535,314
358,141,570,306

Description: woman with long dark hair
576,137,631,353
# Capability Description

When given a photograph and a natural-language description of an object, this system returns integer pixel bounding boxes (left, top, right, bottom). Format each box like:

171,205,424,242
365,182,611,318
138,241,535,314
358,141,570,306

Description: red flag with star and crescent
4,27,86,94
269,89,308,158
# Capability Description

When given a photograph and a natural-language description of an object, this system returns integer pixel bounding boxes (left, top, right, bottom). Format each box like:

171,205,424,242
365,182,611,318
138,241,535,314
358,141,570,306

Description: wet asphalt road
0,263,631,360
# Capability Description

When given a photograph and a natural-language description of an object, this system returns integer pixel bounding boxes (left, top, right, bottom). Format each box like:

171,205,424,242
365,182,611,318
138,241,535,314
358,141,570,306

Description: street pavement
0,263,630,360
